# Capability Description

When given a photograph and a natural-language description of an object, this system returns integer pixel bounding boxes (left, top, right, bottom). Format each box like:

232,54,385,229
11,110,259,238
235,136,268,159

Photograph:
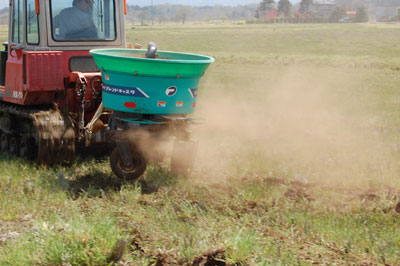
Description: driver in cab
57,0,98,40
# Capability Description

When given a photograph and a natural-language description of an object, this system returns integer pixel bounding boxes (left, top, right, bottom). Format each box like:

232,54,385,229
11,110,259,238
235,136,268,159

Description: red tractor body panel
2,50,101,108
22,51,64,105
3,51,24,104
25,51,64,91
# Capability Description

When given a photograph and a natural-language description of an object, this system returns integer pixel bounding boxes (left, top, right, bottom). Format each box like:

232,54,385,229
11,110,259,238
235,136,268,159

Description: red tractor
0,0,213,179
0,0,137,174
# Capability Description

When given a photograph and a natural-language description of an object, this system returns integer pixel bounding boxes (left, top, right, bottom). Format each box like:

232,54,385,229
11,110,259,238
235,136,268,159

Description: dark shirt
57,6,97,40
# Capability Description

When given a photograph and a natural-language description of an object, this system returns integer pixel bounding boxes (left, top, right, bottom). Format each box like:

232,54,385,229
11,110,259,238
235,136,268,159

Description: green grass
127,23,400,66
1,158,399,265
1,23,400,265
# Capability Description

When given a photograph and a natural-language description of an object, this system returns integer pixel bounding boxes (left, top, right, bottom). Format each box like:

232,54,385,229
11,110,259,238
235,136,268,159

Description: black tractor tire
110,145,147,180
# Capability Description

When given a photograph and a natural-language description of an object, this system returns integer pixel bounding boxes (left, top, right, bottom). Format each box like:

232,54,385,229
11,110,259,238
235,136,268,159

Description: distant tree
354,6,368,22
141,6,155,25
299,0,313,15
0,7,8,14
157,14,166,24
176,6,192,24
232,10,240,20
278,0,292,17
256,0,275,19
220,15,229,22
137,10,151,25
329,6,346,22
391,8,400,21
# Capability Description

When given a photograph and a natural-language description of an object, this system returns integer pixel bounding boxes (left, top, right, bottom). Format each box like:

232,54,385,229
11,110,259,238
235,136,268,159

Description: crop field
1,23,400,265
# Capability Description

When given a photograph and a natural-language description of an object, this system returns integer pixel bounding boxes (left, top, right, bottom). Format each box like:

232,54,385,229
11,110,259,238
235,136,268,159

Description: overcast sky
0,0,6,9
0,0,261,9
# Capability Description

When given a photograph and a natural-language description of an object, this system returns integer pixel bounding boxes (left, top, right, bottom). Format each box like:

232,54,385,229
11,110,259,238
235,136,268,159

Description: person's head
73,0,90,12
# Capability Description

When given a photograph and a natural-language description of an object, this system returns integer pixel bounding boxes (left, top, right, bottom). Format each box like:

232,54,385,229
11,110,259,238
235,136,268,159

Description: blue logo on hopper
103,84,149,98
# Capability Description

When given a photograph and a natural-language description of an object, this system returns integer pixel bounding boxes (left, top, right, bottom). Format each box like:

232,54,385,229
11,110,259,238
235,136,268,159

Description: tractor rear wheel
110,146,147,180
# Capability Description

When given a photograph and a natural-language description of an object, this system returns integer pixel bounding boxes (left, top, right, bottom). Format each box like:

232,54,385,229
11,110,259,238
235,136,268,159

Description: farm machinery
0,0,213,179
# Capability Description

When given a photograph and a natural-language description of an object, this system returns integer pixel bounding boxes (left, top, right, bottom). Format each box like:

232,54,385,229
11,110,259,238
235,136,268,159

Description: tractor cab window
27,0,39,44
51,0,116,41
11,0,23,43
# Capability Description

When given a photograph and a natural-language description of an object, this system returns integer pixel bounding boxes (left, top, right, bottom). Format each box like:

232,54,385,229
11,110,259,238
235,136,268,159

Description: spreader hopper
90,48,214,115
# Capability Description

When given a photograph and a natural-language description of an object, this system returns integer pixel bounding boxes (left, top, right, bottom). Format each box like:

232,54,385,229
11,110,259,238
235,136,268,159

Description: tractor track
0,101,75,164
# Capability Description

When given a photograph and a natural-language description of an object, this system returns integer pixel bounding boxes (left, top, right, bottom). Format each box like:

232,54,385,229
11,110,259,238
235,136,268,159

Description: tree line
254,0,369,22
126,1,369,25
126,4,258,24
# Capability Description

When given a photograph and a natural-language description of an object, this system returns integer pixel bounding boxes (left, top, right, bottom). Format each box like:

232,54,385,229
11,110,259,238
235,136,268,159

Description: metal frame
45,0,125,50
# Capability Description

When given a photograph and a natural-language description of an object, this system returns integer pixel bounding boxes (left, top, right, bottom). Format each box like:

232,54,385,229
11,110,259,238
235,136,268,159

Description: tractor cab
0,0,126,103
8,0,125,50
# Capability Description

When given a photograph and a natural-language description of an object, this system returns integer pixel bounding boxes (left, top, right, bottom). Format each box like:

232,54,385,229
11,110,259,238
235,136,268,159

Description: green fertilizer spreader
90,47,214,116
89,44,214,180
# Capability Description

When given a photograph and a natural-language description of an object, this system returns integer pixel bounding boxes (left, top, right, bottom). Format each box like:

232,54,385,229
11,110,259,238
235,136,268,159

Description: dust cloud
189,65,398,187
